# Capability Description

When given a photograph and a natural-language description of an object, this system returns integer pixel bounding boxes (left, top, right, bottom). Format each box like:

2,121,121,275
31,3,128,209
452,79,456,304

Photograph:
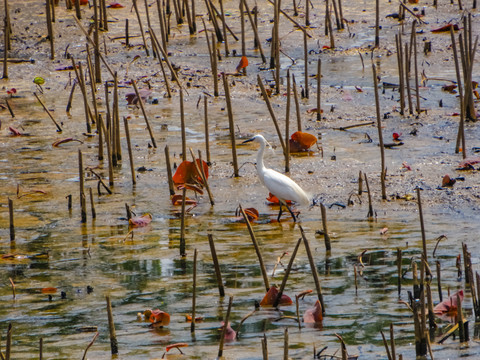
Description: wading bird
242,134,310,222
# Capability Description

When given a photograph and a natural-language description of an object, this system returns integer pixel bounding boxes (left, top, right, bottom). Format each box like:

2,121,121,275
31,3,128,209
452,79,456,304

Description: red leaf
185,315,204,322
244,207,259,221
433,290,464,315
458,157,480,169
52,138,83,147
172,160,208,185
171,194,198,206
235,56,249,73
431,24,459,33
266,193,292,205
108,2,124,8
289,131,317,153
220,321,237,340
442,175,456,187
166,343,188,352
41,287,57,294
7,88,16,95
9,127,23,136
303,300,323,323
129,213,152,227
260,286,292,306
149,309,171,326
392,132,402,141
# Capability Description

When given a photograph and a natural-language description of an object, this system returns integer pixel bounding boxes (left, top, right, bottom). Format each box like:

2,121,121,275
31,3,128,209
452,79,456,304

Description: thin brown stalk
208,234,225,297
123,117,136,185
133,0,150,56
33,93,63,132
81,332,99,360
8,198,14,242
106,295,118,354
273,238,302,307
218,296,233,357
372,63,386,200
191,248,197,333
223,73,239,176
180,187,187,256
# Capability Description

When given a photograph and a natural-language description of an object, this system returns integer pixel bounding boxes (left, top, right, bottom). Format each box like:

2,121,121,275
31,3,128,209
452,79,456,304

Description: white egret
242,134,310,222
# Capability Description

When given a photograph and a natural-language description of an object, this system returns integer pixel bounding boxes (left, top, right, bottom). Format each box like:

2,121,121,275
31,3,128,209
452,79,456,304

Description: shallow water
1,0,480,359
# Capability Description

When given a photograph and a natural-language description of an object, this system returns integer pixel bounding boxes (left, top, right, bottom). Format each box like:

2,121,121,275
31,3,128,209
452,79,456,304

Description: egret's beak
242,137,255,144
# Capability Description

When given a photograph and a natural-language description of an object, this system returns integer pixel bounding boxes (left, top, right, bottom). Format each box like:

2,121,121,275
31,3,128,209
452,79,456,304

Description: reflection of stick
79,150,87,223
164,145,175,195
208,234,225,297
239,204,270,292
191,248,197,333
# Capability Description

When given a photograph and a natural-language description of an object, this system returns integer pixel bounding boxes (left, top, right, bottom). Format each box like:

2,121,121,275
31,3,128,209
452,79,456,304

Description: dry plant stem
98,113,104,160
389,323,396,359
218,296,234,357
89,187,96,219
205,0,222,41
156,0,167,49
98,115,114,186
218,0,228,55
380,331,392,360
372,63,386,200
180,187,187,256
33,93,63,132
191,248,197,333
239,205,270,292
320,203,331,252
81,332,99,360
8,198,14,242
331,0,340,29
223,73,239,177
303,31,309,98
240,0,245,56
79,150,87,223
273,238,302,307
39,337,43,360
66,81,76,114
45,0,54,60
106,295,118,355
5,99,14,118
189,148,214,205
132,80,157,148
164,146,175,195
358,170,363,195
74,0,81,19
299,225,325,313
208,234,225,297
2,0,9,79
327,5,335,48
285,71,290,173
283,328,289,360
8,277,15,299
396,33,405,115
416,188,427,259
86,47,98,123
426,281,436,329
133,0,150,56
274,0,280,91
451,26,465,154
436,260,442,302
397,248,402,296
114,74,122,162
457,293,466,342
204,97,211,163
242,0,266,63
295,295,301,329
180,89,187,160
149,32,172,97
412,21,421,114
261,334,268,359
123,117,136,186
354,265,357,294
93,0,101,83
317,59,321,121
364,173,374,218
149,27,182,89
71,59,92,133
374,0,379,47
5,324,12,360
257,75,287,155
265,0,311,38
202,19,217,96
292,74,302,131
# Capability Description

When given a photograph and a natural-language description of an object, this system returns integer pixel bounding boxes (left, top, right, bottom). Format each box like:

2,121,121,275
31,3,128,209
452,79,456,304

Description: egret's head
242,134,270,148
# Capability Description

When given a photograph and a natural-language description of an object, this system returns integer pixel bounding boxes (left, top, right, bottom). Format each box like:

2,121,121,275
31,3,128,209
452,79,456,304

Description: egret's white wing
263,168,310,206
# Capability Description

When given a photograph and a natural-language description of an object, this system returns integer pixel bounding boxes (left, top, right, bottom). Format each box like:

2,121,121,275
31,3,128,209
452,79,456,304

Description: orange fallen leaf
434,290,464,315
108,2,125,8
442,84,457,92
289,131,317,153
431,24,459,33
171,194,198,206
260,286,293,306
149,309,170,327
244,207,259,221
442,175,456,187
306,108,323,114
77,0,88,5
266,193,292,205
185,315,204,322
129,213,152,227
177,183,204,195
303,299,323,323
172,160,209,185
166,343,188,352
41,287,58,294
235,56,249,73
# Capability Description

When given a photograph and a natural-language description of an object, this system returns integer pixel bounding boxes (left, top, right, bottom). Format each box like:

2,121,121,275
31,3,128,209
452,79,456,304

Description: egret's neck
256,141,267,184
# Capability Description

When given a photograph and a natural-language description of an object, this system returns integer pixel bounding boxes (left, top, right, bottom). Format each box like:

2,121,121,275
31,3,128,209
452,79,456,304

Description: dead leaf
431,24,459,33
266,193,292,205
303,300,323,323
260,286,292,306
442,175,456,187
129,213,152,227
289,131,317,153
235,56,248,73
172,160,209,185
166,343,188,352
52,138,83,147
149,309,170,327
433,290,464,316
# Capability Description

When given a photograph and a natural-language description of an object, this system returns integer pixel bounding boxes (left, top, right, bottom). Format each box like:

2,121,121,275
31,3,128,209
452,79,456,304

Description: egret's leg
285,204,297,222
277,204,284,222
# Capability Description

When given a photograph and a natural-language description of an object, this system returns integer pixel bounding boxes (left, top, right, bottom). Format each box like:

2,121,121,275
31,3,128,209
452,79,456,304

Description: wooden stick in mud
98,113,104,161
164,145,175,195
191,248,197,333
364,173,374,218
299,225,325,313
179,89,187,161
33,93,63,132
92,0,101,83
180,187,187,256
204,0,222,42
74,0,81,19
45,0,54,60
133,0,150,56
397,248,402,296
240,0,246,56
208,234,225,297
257,75,286,155
5,323,12,360
395,33,405,115
223,73,239,177
239,204,270,292
405,42,413,115
218,296,233,357
292,74,302,131
303,30,309,98
79,150,87,223
320,203,331,252
326,4,335,48
2,0,8,79
416,188,427,260
89,187,96,219
261,334,268,359
451,26,465,155
156,0,167,49
203,96,211,164
71,59,92,134
285,71,291,173
8,198,14,242
218,0,229,55
374,0,379,47
412,21,421,114
372,64,386,200
283,328,289,360
380,331,392,360
106,295,118,354
274,237,302,307
86,47,98,123
66,81,76,114
436,260,443,302
81,332,99,360
358,170,363,195
242,0,266,63
125,19,130,47
123,117,136,186
132,80,157,148
317,59,321,121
